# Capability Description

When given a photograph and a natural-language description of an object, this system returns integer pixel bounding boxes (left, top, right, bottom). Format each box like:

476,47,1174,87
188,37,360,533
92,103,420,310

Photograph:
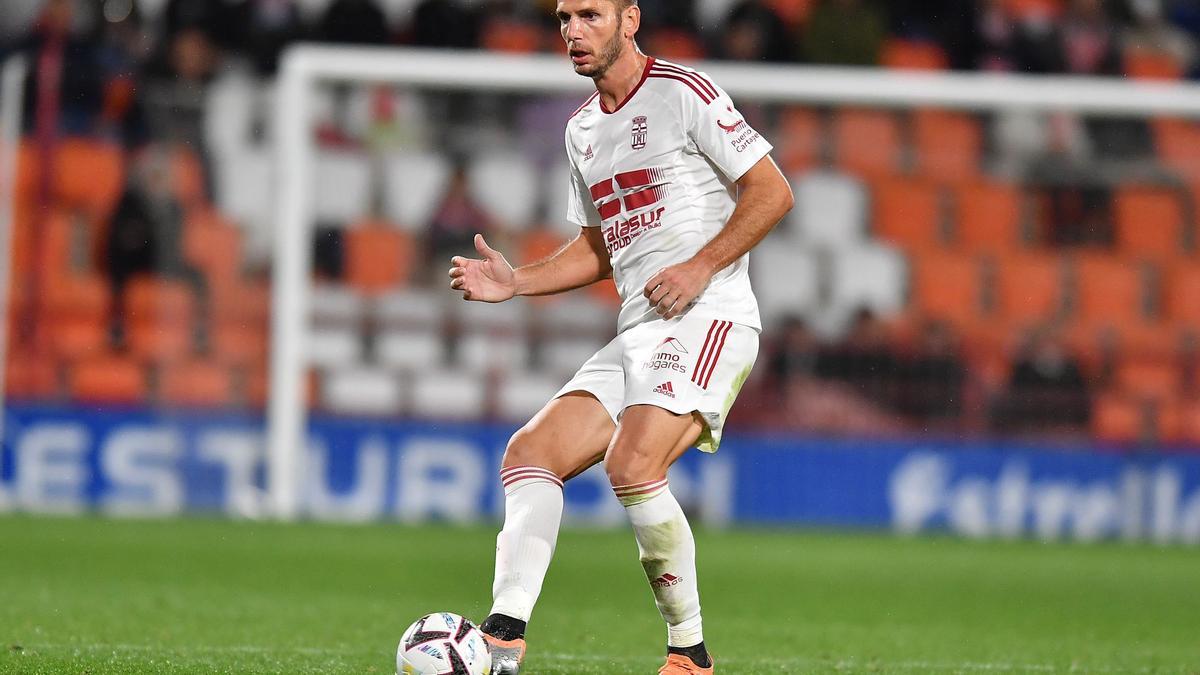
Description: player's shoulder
644,57,723,107
566,91,600,130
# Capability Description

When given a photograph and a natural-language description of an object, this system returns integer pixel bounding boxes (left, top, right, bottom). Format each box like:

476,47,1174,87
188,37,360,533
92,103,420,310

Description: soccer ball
396,612,492,675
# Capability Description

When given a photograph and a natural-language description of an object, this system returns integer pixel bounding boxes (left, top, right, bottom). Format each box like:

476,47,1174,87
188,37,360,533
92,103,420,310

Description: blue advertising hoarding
2,404,1199,544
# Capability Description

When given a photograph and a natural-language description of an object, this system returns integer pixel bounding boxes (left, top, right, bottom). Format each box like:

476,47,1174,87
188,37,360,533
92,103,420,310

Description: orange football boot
482,633,526,674
658,653,714,674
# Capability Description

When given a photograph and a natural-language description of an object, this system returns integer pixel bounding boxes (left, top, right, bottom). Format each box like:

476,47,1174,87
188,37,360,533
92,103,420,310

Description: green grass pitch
1,515,1197,674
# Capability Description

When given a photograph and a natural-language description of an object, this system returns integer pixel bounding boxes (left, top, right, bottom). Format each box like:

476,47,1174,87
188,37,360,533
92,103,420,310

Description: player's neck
595,50,649,112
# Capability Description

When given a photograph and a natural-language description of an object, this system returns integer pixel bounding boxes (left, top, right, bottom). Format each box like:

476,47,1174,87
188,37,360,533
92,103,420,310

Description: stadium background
2,0,1200,538
2,2,1200,674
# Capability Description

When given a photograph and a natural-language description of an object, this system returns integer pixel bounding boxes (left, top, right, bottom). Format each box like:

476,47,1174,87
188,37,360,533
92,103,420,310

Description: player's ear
624,4,640,38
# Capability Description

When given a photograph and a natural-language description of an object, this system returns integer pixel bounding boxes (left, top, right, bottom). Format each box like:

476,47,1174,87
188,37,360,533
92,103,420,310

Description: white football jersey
564,57,774,333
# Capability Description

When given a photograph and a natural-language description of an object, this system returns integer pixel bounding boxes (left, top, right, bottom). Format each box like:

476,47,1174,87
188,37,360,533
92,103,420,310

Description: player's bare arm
449,228,611,302
644,155,793,319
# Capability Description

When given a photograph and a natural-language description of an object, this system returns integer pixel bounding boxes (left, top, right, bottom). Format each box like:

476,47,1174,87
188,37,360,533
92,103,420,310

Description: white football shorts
553,313,759,453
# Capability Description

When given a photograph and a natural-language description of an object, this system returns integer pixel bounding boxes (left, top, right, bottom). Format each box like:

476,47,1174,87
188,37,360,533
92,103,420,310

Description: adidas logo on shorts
653,381,676,398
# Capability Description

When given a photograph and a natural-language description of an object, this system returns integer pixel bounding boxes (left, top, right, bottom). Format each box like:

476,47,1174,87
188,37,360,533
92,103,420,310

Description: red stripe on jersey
614,168,656,189
647,73,714,104
569,92,598,120
597,199,622,220
651,62,718,100
623,185,667,211
691,320,720,385
589,179,614,201
700,321,734,390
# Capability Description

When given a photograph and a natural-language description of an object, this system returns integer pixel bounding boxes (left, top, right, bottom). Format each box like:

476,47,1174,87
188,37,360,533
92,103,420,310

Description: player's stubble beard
576,15,625,80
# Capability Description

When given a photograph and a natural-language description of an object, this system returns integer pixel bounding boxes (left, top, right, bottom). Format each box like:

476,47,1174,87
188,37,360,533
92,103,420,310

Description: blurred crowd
2,0,1199,447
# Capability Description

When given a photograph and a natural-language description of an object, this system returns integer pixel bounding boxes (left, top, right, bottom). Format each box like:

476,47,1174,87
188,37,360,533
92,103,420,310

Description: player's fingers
450,256,470,267
448,267,465,278
648,284,670,306
450,277,465,290
644,273,664,298
474,234,500,260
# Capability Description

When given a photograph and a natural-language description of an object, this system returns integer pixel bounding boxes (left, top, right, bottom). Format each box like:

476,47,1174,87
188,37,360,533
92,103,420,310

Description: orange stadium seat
170,144,207,208
520,228,568,266
913,110,982,184
213,280,271,326
127,320,194,363
124,277,197,362
873,178,943,250
834,109,901,178
1092,393,1143,443
344,221,415,294
1125,50,1185,81
184,209,243,288
1005,0,1064,19
42,315,109,361
159,360,235,408
646,28,706,61
775,107,823,174
881,40,949,71
1157,399,1186,444
51,139,124,221
42,274,110,320
35,210,75,283
1072,255,1148,325
1181,399,1200,444
1117,358,1182,401
956,182,1023,254
213,322,268,368
1166,264,1200,324
1153,118,1200,177
480,18,542,53
766,0,816,27
588,278,622,306
5,350,58,400
1113,186,1185,261
70,354,146,405
909,252,983,326
33,274,109,361
125,276,196,324
995,254,1064,324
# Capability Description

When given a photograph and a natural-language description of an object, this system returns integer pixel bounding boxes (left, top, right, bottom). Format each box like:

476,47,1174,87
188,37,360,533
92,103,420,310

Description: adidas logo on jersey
584,143,593,161
653,381,676,398
651,573,683,588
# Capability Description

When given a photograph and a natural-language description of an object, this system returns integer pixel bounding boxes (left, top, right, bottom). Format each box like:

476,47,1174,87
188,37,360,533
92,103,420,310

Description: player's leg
605,405,714,672
481,391,614,672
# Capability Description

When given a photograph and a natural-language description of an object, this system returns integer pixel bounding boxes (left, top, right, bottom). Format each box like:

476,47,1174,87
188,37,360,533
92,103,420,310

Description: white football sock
615,479,704,648
490,466,564,623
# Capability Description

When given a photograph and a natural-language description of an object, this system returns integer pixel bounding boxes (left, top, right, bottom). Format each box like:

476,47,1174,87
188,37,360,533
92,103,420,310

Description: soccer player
448,0,793,672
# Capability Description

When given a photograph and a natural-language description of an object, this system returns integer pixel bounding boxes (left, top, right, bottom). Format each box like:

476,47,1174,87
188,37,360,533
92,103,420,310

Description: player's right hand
449,234,516,303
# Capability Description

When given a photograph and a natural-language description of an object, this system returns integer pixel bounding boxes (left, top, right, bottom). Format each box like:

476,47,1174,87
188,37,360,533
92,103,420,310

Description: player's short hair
611,0,638,11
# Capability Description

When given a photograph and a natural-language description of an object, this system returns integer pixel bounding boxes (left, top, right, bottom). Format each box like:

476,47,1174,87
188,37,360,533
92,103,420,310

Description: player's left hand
643,260,713,320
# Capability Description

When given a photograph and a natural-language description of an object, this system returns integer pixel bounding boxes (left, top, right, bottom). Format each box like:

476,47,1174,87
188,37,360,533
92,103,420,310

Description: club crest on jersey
631,115,648,150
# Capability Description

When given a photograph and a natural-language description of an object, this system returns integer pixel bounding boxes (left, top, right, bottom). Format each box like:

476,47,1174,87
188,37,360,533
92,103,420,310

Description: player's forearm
513,233,610,297
690,180,793,275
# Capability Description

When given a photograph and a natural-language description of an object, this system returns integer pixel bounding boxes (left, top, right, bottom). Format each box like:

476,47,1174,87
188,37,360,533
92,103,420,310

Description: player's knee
604,443,662,487
501,426,556,473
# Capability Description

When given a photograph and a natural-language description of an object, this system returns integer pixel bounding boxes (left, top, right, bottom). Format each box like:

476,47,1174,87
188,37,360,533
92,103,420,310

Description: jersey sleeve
565,130,602,228
684,80,773,182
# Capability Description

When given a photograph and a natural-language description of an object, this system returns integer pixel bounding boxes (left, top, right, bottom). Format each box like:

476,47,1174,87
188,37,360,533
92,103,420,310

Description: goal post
267,44,1200,520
